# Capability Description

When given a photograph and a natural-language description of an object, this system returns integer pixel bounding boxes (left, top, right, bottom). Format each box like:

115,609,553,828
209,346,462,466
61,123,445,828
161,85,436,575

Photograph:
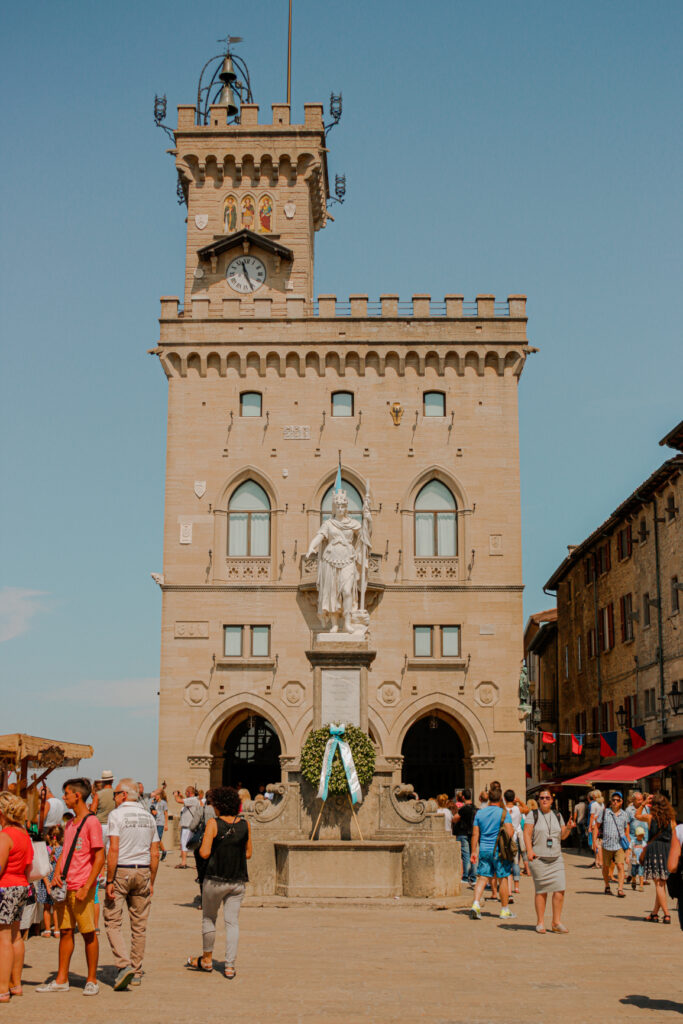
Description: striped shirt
602,808,629,851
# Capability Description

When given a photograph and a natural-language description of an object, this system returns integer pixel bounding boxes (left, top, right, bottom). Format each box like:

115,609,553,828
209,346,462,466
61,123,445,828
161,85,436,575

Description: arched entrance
401,713,465,798
222,715,281,794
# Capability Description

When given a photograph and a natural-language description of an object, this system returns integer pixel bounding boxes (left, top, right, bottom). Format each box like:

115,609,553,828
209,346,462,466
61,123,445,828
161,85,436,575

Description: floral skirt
642,841,670,881
0,886,29,925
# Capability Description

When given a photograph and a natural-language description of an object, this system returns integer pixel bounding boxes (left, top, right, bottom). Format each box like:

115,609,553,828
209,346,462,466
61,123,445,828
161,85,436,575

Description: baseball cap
611,790,623,799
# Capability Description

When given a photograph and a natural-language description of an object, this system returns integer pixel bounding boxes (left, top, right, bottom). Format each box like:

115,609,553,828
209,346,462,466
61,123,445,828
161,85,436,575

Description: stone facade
523,609,558,787
153,87,530,840
544,425,683,813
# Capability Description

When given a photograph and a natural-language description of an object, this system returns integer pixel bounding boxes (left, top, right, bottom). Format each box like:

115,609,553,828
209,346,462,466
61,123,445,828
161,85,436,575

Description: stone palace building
152,54,531,808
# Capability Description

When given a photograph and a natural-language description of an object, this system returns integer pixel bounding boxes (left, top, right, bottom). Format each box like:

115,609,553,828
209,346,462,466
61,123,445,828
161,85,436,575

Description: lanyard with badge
542,812,555,849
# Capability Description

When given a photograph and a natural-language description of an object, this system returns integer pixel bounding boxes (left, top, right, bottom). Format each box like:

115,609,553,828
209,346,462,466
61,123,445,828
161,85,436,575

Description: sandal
225,966,236,980
604,886,612,894
0,994,10,1004
617,890,626,898
535,924,546,934
646,912,659,922
8,987,22,997
662,915,671,924
186,955,212,972
40,930,52,937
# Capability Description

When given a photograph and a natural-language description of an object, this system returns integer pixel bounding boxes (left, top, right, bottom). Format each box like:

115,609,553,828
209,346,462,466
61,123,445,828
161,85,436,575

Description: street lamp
668,682,682,714
616,705,627,730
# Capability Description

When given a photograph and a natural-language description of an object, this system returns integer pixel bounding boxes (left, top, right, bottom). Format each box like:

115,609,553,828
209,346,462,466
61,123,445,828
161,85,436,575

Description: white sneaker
83,982,99,996
499,908,516,920
470,901,481,919
36,980,69,993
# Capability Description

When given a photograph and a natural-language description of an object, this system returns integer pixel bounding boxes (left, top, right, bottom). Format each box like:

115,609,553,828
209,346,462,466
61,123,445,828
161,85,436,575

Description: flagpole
286,0,293,106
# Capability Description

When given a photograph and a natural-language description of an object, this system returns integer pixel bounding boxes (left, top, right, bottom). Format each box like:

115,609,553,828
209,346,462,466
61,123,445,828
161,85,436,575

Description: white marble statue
305,484,372,636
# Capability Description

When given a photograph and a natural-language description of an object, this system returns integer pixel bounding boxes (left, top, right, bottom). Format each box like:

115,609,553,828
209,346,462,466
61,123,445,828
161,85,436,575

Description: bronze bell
218,82,239,117
218,55,237,85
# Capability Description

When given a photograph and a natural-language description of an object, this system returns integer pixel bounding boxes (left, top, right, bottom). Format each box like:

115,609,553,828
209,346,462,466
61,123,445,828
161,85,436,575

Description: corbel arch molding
401,464,471,513
389,693,490,759
195,692,294,759
214,465,280,514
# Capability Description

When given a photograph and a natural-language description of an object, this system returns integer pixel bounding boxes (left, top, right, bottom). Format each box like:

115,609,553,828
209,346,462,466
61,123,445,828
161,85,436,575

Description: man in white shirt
174,787,201,868
103,778,159,991
43,788,66,828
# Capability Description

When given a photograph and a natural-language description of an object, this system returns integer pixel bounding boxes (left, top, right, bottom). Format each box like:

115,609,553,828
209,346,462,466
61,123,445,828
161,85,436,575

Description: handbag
49,814,94,903
28,841,51,882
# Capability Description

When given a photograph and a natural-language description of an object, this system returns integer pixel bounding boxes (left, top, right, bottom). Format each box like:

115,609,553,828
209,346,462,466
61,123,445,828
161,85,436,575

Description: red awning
561,737,683,786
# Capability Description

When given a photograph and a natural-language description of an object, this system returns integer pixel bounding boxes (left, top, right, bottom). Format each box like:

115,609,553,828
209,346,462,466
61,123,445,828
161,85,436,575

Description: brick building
544,422,683,810
151,45,531,809
523,608,558,787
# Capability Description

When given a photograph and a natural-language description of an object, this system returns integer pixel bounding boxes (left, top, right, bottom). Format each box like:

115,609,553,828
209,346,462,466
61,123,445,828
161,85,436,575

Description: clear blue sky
1,1,681,786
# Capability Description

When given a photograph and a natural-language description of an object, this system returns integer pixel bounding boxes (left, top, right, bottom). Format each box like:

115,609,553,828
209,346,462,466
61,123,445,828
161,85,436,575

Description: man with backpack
469,783,516,921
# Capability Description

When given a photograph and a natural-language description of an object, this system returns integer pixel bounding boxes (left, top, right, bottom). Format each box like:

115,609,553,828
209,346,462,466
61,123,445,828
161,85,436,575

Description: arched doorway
222,715,281,794
401,713,465,798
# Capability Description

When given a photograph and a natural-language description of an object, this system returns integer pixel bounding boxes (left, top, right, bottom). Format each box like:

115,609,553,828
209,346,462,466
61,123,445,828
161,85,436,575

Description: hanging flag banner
571,733,584,755
600,731,618,758
629,725,647,750
541,731,556,744
317,724,363,806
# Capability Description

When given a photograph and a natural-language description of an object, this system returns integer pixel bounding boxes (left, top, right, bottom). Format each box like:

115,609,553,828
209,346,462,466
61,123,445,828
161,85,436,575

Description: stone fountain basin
274,840,404,898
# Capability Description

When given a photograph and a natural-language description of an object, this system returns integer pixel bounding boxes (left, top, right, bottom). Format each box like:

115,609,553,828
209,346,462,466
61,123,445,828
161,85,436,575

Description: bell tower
170,48,330,312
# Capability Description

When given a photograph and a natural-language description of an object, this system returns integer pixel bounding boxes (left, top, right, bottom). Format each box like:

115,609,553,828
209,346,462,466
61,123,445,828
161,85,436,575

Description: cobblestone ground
6,851,682,1023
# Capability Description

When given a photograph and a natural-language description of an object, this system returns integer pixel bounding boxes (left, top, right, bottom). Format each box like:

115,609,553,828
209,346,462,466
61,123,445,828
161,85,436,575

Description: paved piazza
8,852,681,1023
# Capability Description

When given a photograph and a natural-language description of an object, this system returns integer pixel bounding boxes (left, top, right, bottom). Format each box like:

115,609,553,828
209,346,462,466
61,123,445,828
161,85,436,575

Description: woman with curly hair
0,792,34,1001
186,787,251,979
635,792,675,923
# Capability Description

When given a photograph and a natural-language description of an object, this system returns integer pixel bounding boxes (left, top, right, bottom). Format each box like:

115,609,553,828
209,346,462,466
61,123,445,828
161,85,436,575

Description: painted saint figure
258,195,273,233
306,489,362,634
224,195,237,232
241,194,255,230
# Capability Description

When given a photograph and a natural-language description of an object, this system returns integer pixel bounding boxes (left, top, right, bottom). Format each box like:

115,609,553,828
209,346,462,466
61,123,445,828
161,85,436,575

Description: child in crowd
39,825,64,937
631,826,646,891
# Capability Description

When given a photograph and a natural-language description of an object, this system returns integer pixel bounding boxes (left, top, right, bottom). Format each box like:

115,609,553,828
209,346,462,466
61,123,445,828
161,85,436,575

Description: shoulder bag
496,807,518,862
49,814,94,903
607,809,631,851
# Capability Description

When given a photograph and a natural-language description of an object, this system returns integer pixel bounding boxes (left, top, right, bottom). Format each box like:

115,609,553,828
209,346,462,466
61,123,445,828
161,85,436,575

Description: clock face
226,255,267,293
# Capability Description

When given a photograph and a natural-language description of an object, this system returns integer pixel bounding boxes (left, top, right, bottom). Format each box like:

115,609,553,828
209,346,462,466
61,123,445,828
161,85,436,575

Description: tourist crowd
0,773,681,1001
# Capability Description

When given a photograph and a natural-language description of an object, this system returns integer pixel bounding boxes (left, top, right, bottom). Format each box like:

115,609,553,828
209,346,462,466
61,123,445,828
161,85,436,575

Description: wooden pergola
0,733,93,792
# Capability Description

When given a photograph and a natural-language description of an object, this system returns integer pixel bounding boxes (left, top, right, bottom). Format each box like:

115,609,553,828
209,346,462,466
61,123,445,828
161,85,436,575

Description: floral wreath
300,724,376,796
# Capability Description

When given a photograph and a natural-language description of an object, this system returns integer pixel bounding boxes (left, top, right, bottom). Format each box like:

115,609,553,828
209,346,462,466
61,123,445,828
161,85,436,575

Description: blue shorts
476,848,512,879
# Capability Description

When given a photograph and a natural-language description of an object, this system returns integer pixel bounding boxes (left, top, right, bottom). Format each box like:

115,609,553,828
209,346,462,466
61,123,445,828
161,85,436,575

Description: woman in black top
186,787,251,978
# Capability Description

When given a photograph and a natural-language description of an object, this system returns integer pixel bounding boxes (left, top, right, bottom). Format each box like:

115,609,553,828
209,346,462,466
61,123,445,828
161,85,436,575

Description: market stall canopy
0,734,93,776
561,737,683,787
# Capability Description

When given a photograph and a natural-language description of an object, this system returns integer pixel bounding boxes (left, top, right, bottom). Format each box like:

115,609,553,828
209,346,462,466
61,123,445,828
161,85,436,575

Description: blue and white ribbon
317,723,363,806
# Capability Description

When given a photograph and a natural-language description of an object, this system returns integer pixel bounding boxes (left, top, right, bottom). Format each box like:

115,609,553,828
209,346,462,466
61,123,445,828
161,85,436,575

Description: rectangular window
331,391,354,417
413,625,433,657
672,576,680,614
240,391,262,417
577,634,582,671
564,644,569,679
250,625,270,657
584,558,593,585
620,593,634,641
616,525,632,561
599,604,615,651
643,592,651,628
645,688,656,717
224,625,243,657
666,493,678,522
601,700,614,731
441,625,461,657
597,542,611,575
639,517,648,543
588,629,596,658
423,391,446,417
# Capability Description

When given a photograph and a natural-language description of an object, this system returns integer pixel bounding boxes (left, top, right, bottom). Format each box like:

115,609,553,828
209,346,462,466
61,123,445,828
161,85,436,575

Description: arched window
414,480,457,556
228,481,271,556
331,391,354,417
240,391,262,417
423,391,446,417
321,479,363,523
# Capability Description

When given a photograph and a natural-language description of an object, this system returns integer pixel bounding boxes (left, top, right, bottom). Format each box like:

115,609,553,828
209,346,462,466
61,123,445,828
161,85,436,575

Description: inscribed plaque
320,669,361,727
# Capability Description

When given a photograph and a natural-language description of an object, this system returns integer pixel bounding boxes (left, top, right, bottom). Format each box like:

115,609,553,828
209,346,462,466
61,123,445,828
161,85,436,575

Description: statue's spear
360,479,372,613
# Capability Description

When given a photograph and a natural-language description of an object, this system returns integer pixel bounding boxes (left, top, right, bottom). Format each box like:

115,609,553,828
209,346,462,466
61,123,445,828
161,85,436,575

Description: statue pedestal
306,638,376,732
